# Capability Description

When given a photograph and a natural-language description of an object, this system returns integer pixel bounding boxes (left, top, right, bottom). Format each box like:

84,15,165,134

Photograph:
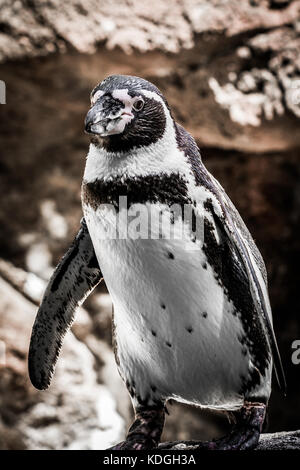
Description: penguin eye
133,98,144,112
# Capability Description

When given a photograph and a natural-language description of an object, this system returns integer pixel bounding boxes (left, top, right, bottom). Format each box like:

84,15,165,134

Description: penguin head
84,75,171,152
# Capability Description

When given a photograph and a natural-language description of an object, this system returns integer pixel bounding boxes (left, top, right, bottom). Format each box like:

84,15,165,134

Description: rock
159,430,300,450
0,275,126,450
257,430,300,450
0,0,299,61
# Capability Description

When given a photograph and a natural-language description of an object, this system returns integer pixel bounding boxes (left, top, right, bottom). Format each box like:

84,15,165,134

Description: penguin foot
108,406,165,451
198,401,266,450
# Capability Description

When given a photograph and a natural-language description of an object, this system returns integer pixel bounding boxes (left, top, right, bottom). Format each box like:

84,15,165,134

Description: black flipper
28,219,102,390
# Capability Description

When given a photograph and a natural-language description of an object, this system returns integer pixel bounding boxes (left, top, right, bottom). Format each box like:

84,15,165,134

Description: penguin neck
83,116,191,184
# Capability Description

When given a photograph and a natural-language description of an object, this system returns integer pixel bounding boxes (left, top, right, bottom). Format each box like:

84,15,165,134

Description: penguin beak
84,98,134,137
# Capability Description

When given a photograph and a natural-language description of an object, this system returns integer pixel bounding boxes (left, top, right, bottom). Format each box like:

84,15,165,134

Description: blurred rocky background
0,0,300,450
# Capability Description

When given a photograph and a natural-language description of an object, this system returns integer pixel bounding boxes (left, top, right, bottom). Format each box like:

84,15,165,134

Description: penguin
28,75,286,450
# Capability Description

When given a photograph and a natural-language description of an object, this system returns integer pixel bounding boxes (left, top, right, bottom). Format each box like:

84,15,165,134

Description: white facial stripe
111,89,140,119
112,89,133,106
140,89,163,103
91,89,104,104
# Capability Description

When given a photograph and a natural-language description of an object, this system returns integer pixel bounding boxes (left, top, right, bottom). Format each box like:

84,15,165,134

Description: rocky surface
159,430,300,450
0,0,300,449
0,0,299,59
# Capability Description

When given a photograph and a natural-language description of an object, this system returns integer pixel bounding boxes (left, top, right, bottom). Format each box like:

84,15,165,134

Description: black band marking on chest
82,173,191,211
